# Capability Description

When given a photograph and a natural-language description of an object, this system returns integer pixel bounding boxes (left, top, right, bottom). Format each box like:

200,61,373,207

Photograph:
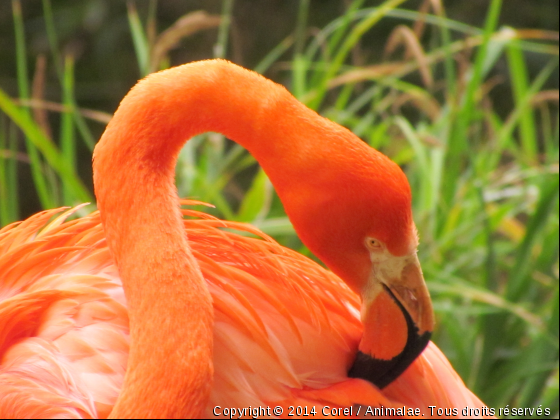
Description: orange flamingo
0,60,492,418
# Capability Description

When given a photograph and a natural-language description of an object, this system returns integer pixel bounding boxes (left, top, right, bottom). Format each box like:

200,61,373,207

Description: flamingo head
278,137,434,389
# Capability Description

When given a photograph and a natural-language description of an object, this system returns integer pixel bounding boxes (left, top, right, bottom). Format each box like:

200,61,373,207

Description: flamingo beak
383,254,434,336
348,253,434,388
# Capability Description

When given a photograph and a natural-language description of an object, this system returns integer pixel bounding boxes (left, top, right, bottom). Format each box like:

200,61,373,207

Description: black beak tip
348,330,431,389
348,284,432,388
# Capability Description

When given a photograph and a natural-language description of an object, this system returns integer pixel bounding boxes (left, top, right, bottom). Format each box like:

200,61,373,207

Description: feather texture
0,202,490,418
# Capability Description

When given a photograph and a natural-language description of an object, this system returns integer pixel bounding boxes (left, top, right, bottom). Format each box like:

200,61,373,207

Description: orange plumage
0,60,492,418
0,204,488,418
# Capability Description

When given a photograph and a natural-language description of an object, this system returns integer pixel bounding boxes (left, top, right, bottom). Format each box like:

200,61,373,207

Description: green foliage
0,0,558,416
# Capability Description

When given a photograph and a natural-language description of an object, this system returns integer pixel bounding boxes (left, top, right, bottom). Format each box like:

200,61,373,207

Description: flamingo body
1,60,493,418
1,203,487,418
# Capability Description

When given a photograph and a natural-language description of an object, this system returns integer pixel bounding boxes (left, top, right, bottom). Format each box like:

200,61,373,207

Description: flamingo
0,59,493,418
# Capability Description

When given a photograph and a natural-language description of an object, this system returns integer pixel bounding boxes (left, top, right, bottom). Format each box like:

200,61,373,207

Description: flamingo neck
93,59,382,417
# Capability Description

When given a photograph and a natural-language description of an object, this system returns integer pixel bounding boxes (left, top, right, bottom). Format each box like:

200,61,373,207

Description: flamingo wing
0,203,489,418
0,208,126,418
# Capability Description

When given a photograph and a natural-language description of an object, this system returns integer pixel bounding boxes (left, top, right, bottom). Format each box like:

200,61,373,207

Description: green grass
1,0,558,417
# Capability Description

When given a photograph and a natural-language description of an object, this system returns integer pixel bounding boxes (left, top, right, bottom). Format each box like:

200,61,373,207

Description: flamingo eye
365,237,382,251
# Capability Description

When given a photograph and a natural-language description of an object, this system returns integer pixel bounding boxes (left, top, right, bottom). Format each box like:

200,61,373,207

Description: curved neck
93,59,378,417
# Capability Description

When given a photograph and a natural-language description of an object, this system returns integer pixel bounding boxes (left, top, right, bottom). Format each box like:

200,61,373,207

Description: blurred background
0,0,558,417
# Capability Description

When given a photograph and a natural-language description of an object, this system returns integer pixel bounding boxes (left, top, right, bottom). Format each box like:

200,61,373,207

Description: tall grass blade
237,168,271,222
292,0,310,99
309,0,408,109
254,36,294,74
443,0,503,211
214,0,234,58
507,40,538,162
497,58,559,156
508,175,559,301
41,0,63,79
127,2,151,77
60,56,76,204
0,88,91,204
13,0,54,209
0,116,20,225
